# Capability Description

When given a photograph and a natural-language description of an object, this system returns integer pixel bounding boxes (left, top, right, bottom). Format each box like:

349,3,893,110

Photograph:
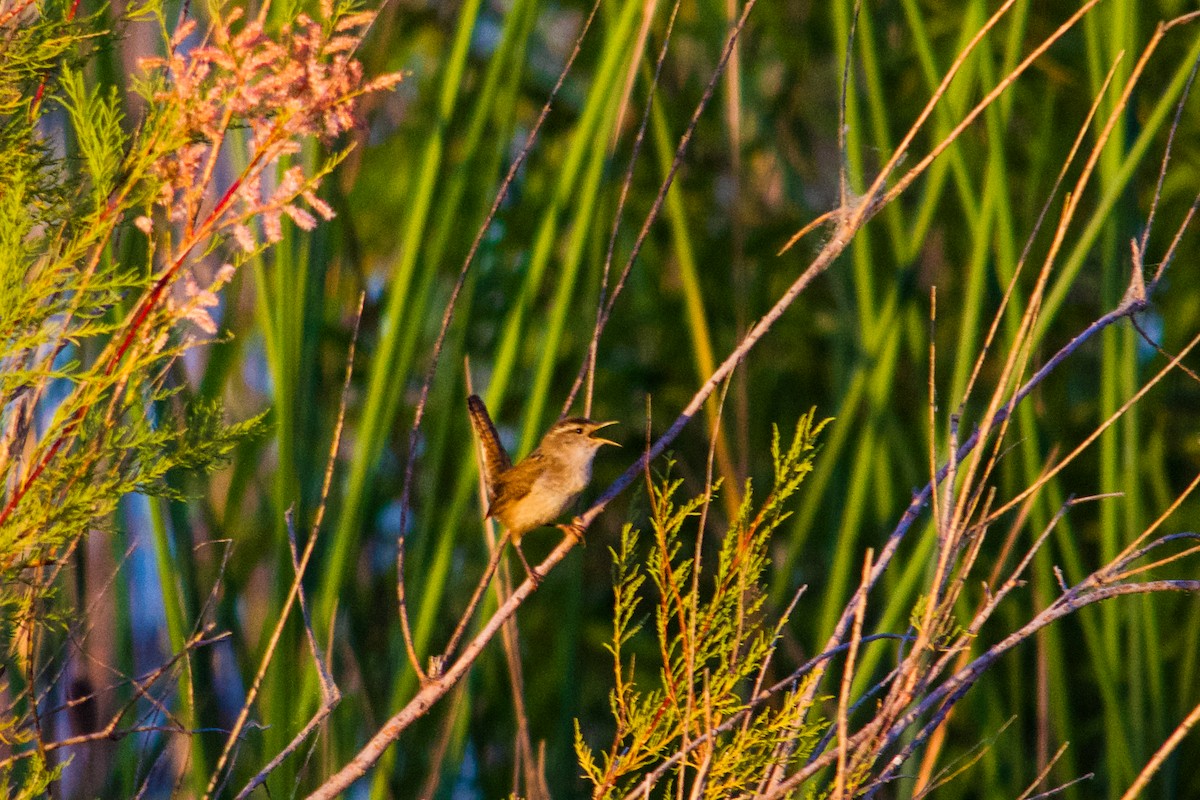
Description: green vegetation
2,0,1200,798
576,415,830,796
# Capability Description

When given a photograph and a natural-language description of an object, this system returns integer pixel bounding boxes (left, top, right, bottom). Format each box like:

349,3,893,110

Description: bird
467,394,617,584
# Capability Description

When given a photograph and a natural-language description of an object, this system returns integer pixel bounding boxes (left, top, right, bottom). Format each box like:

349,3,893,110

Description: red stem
0,163,248,531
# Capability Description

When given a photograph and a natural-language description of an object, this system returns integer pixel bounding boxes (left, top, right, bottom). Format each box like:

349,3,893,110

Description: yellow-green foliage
578,411,831,798
0,0,383,790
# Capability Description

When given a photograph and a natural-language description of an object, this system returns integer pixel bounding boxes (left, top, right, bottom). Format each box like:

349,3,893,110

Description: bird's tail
466,394,512,504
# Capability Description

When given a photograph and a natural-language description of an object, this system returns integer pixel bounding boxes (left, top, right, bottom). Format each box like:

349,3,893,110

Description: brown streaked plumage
466,394,617,583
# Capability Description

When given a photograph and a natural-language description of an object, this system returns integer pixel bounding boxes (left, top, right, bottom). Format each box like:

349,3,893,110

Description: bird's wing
467,394,512,503
487,458,534,516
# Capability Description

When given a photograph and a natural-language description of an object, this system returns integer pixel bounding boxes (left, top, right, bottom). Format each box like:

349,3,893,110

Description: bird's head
541,417,619,459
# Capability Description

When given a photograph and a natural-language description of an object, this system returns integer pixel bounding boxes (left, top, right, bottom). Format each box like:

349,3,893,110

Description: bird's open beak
588,420,620,447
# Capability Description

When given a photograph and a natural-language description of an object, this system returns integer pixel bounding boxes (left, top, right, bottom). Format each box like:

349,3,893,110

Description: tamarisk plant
0,0,397,792
577,411,831,797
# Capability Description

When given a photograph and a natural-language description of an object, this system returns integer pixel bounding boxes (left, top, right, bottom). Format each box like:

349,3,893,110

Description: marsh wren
467,394,617,584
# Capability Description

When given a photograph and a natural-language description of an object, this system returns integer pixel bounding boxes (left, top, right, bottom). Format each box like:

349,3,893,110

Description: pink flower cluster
137,5,401,251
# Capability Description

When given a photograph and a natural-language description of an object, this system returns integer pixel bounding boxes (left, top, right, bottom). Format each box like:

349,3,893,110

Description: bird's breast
496,459,591,537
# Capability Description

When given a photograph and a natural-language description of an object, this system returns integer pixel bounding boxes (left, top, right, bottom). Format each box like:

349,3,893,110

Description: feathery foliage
0,0,396,792
578,411,830,797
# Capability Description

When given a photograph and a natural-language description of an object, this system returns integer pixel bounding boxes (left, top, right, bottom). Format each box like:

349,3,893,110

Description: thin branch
837,0,863,209
396,542,427,682
982,328,1200,526
833,550,872,799
872,0,1103,215
437,529,510,672
0,630,228,770
568,0,681,418
1119,698,1200,800
1014,742,1071,800
1023,774,1096,800
767,581,1200,798
566,0,751,418
210,297,363,799
229,512,343,800
911,718,1020,800
304,536,576,800
394,0,606,618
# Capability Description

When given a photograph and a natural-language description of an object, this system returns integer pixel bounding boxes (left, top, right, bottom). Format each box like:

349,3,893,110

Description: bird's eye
574,427,584,434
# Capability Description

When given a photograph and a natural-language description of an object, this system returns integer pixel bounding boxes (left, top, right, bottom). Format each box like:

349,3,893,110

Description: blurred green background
48,0,1200,797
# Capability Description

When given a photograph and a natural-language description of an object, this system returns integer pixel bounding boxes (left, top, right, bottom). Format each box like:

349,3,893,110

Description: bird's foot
558,519,586,545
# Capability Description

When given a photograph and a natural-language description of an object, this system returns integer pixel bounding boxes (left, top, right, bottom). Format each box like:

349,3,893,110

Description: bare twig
833,550,872,799
212,297,363,799
0,630,228,770
1136,45,1199,270
912,718,1019,800
568,0,681,419
229,513,342,800
437,529,511,672
305,536,576,800
1023,774,1096,800
769,579,1200,799
1014,743,1072,800
1119,698,1200,800
415,682,469,799
873,0,1103,217
394,540,428,682
393,0,607,651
